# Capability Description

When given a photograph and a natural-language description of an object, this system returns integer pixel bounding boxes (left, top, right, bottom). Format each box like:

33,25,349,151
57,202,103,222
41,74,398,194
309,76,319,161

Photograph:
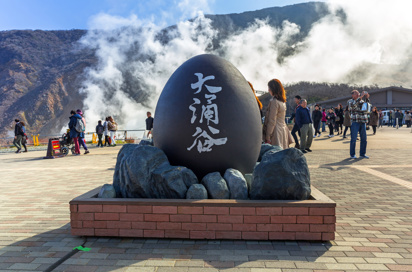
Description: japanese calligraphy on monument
187,73,228,153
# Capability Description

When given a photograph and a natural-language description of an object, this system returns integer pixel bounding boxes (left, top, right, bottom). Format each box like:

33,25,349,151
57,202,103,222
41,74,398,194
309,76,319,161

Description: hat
76,109,83,115
15,119,19,122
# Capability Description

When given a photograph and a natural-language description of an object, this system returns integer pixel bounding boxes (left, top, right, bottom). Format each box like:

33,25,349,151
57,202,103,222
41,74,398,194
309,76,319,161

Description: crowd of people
386,109,412,128
68,110,118,155
259,79,412,159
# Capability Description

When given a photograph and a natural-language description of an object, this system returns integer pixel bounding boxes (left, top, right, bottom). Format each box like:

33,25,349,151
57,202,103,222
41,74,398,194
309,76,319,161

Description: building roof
314,86,412,106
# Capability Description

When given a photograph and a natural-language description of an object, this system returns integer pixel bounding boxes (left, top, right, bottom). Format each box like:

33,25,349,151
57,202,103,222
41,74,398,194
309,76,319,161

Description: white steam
78,0,412,130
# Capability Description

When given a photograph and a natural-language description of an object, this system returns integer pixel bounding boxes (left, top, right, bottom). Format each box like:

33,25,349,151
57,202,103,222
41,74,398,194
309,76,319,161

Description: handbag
335,116,340,122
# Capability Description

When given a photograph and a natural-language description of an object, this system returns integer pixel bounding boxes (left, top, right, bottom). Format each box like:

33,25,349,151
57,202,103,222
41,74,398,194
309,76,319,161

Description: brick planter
70,186,336,241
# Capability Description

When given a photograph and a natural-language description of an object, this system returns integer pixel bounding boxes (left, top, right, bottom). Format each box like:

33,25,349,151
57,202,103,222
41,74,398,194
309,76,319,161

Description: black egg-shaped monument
154,54,262,179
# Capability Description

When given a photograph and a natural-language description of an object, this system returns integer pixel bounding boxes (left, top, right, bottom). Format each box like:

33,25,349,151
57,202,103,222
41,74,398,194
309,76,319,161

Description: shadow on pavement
0,224,334,271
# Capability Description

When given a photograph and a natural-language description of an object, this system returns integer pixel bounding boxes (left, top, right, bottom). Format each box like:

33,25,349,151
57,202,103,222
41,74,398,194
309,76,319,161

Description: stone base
70,186,336,241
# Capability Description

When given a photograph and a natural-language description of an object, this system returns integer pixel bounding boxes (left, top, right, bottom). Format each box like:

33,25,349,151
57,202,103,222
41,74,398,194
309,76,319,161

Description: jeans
97,134,103,147
350,122,367,157
372,125,377,134
314,120,321,136
291,123,301,146
13,135,22,150
328,123,334,136
379,119,383,127
78,137,88,151
321,121,326,132
110,131,116,145
300,124,313,150
343,126,350,137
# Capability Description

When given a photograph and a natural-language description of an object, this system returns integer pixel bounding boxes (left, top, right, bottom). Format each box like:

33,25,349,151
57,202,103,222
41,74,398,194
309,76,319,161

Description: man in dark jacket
312,105,322,137
295,99,314,153
395,110,402,128
68,110,82,155
96,120,104,147
145,112,154,138
291,95,302,149
13,119,24,153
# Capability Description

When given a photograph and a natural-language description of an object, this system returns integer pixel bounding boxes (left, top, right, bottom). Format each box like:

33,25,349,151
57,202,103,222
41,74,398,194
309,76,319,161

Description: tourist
392,109,397,127
145,112,154,139
108,116,117,146
326,108,336,138
295,99,313,153
388,110,393,127
68,110,81,155
312,104,322,137
321,108,327,132
103,117,110,146
378,109,384,128
405,111,411,127
262,79,294,149
96,120,104,147
20,121,28,152
395,110,402,128
400,110,404,127
13,119,24,153
343,105,351,139
335,104,344,135
76,109,90,154
348,90,370,159
291,95,302,149
370,107,379,135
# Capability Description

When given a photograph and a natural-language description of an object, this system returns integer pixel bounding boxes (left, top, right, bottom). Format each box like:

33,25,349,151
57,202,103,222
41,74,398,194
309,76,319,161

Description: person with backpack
76,109,90,154
96,120,104,147
68,110,81,155
103,117,110,146
108,116,117,146
13,119,24,153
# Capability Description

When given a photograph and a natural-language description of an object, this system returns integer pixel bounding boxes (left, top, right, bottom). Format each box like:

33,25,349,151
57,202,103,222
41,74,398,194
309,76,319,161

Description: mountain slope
0,2,332,137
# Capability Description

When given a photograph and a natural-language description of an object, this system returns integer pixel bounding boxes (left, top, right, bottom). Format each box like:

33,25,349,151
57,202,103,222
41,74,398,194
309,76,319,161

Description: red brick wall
70,204,335,241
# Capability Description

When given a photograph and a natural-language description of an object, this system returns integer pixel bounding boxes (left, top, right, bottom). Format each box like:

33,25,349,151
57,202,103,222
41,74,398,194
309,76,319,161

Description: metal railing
0,129,147,149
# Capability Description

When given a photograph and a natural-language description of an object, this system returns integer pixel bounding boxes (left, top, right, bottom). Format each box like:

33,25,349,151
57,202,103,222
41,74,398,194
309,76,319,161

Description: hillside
0,30,96,137
0,2,333,137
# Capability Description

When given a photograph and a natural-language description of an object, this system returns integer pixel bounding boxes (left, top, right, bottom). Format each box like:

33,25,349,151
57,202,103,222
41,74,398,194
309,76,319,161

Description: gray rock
113,144,200,199
139,139,154,146
113,144,141,197
113,145,169,198
98,184,116,198
223,169,248,200
201,172,230,199
150,165,198,199
258,144,283,162
250,148,311,200
186,184,208,199
244,173,253,193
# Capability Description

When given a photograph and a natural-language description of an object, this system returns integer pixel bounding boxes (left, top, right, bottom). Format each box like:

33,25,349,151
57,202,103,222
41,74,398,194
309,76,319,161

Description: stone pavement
0,126,411,272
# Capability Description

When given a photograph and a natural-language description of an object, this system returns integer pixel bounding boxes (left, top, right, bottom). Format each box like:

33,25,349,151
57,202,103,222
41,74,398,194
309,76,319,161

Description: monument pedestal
70,186,336,241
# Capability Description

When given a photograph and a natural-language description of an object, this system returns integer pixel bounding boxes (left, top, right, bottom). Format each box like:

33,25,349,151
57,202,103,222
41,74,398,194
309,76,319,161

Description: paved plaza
1,126,412,272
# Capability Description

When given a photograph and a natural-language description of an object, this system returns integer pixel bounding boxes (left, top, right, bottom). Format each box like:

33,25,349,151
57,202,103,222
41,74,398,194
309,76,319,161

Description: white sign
187,73,228,153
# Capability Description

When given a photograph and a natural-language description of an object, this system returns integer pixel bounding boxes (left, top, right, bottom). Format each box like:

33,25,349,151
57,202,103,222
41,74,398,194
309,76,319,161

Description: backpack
97,125,104,135
74,118,85,133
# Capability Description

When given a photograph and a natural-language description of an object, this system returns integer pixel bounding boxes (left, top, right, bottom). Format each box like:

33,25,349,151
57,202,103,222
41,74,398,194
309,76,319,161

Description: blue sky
0,0,317,30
